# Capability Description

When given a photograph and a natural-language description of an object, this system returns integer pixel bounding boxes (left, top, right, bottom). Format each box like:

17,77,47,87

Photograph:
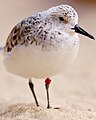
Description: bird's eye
59,17,64,21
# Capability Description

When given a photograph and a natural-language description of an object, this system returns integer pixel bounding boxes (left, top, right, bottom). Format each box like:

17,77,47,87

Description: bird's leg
29,79,39,107
45,78,51,109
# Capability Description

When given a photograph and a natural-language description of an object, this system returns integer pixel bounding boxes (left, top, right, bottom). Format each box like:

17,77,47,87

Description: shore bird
2,5,95,108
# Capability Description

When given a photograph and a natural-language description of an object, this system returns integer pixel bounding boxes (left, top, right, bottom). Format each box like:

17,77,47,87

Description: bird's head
46,4,95,40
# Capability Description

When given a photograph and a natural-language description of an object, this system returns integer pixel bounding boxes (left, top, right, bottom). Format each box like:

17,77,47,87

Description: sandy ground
0,0,96,120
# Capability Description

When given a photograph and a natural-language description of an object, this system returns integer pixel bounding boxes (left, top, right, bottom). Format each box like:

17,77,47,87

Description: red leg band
45,78,51,85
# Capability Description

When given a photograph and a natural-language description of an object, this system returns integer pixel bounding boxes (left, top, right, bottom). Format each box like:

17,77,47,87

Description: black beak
72,24,95,40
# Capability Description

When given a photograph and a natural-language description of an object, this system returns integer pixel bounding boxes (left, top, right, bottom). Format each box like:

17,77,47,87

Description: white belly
3,43,79,79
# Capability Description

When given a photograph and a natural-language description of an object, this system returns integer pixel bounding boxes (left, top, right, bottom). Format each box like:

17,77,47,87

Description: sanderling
2,5,95,108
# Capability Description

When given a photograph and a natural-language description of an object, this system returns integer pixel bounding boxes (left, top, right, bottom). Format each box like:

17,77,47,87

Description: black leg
45,78,51,109
29,79,39,107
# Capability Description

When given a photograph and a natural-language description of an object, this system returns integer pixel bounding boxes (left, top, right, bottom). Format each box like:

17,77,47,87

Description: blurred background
0,0,96,111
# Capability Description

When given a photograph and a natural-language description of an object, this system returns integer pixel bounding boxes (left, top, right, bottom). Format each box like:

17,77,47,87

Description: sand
0,0,96,120
0,103,96,120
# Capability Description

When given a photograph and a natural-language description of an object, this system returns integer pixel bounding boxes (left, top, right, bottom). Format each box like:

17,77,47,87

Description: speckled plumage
4,4,78,53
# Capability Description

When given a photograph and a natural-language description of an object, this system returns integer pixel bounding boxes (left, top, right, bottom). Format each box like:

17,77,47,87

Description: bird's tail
0,47,3,51
0,46,4,55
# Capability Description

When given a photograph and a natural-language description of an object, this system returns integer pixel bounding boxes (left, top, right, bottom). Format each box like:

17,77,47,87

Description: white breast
3,36,79,79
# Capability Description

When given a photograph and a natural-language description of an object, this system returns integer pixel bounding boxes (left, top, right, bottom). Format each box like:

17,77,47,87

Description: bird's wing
4,15,42,53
